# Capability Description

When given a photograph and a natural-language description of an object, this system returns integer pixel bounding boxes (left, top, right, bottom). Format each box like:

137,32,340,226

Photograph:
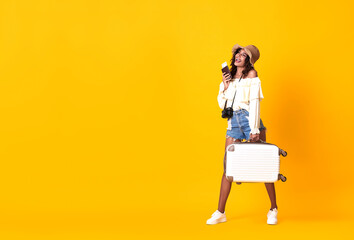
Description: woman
206,44,278,225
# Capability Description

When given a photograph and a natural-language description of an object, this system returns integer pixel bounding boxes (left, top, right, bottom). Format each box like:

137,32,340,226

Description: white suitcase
225,140,287,183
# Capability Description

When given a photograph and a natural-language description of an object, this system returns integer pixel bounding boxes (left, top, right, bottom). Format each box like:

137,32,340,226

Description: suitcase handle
246,139,265,143
226,139,265,152
228,139,288,157
248,139,287,156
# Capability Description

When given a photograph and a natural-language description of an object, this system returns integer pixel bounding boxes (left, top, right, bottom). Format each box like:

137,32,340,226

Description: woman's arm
217,82,227,109
217,73,232,109
248,76,264,138
249,97,261,135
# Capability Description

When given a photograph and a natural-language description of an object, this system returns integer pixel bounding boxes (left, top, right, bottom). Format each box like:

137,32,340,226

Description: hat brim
232,44,254,67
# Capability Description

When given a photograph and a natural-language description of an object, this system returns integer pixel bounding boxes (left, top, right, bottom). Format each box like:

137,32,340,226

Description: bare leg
265,183,278,210
217,137,241,213
260,129,278,210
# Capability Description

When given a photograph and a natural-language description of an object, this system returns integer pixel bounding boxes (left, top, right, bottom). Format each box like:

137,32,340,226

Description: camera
222,107,233,119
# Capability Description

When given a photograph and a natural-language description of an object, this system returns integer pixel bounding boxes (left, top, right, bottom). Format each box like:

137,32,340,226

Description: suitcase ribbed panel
226,144,280,182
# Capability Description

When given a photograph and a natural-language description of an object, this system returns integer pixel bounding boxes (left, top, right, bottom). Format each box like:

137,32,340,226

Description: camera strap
224,73,243,109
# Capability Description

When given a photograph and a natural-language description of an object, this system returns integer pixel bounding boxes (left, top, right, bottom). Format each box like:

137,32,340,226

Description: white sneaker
206,210,227,225
267,208,278,225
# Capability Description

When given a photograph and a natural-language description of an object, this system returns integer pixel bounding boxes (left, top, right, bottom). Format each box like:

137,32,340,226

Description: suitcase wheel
279,149,287,157
278,174,287,182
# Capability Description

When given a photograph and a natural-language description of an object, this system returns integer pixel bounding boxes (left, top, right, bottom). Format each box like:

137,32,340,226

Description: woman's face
234,49,249,67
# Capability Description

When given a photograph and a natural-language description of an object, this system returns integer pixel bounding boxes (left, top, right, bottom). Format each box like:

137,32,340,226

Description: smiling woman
230,45,255,77
207,44,278,225
218,45,266,141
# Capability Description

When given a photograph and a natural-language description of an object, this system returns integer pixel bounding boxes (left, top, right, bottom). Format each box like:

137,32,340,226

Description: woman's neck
235,67,245,78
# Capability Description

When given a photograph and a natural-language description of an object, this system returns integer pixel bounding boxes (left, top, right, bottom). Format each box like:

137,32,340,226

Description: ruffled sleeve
249,77,264,101
217,81,227,109
248,78,264,135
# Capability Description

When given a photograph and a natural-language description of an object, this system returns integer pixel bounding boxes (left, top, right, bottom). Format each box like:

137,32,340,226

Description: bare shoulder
246,69,258,78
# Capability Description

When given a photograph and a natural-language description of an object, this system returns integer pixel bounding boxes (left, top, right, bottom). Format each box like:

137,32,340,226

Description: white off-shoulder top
217,77,264,135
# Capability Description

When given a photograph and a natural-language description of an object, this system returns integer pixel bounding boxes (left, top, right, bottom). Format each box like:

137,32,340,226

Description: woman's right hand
222,72,232,91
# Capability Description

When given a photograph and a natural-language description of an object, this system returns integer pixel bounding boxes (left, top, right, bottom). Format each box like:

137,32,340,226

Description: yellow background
0,0,353,239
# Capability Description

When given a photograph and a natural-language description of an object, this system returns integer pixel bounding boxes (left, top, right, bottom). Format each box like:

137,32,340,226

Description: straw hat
232,44,260,67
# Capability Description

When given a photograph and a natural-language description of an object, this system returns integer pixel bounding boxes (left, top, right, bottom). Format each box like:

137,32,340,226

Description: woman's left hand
249,133,260,142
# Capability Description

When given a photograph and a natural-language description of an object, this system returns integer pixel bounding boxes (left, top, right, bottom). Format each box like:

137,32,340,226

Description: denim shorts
225,109,266,141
